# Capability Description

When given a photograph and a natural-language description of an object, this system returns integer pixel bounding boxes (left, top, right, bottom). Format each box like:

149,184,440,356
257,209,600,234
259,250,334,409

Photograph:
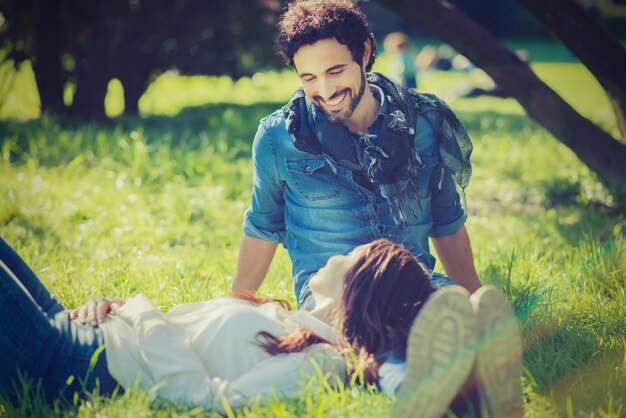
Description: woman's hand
69,298,125,327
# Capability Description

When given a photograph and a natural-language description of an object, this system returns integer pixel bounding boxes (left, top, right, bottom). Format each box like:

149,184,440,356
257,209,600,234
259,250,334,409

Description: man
233,0,480,308
231,1,522,416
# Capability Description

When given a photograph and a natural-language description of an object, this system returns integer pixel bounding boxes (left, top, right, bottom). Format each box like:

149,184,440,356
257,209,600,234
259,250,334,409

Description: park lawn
0,61,625,417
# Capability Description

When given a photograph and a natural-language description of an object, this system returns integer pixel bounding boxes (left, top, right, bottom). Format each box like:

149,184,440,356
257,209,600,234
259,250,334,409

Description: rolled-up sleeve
428,165,466,238
242,122,286,244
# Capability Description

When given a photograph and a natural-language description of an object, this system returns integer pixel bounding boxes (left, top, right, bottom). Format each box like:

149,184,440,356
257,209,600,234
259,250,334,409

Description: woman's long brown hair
232,291,336,352
253,239,435,384
230,290,293,311
336,239,435,381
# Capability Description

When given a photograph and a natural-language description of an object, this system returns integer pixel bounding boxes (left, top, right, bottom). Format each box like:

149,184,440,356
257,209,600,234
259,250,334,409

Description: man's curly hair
277,0,378,72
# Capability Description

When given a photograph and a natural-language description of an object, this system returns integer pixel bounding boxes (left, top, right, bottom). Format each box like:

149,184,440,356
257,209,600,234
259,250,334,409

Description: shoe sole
471,285,524,418
393,286,476,418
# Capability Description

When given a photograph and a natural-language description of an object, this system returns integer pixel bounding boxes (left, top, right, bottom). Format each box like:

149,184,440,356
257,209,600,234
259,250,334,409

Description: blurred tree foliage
361,0,626,41
0,0,284,119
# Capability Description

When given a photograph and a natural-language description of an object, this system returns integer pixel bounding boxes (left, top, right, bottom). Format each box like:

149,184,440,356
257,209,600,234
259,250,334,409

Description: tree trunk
117,65,152,115
120,75,143,115
377,0,626,199
32,0,65,113
70,3,110,120
518,0,626,139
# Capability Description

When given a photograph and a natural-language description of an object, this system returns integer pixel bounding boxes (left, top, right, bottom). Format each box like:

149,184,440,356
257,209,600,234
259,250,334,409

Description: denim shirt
243,85,466,306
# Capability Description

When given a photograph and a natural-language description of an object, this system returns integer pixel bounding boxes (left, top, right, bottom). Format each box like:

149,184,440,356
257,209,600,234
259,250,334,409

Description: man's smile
319,90,349,110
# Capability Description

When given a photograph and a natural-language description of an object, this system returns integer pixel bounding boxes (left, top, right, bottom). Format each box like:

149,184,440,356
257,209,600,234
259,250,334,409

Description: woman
0,237,517,417
2,237,342,412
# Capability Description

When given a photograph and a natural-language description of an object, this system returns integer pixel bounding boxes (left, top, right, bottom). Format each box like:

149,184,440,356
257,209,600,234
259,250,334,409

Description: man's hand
69,297,125,327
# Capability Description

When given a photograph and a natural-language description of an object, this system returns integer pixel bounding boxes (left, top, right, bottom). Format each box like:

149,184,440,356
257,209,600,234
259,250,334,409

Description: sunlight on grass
105,78,125,118
139,70,300,115
0,60,40,120
533,63,617,134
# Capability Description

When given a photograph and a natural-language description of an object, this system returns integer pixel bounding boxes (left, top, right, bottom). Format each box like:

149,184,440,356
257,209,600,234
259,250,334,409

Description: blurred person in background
384,31,418,89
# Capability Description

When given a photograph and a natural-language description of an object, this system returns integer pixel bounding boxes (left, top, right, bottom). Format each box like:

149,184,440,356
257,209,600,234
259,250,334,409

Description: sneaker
393,286,477,418
470,285,524,418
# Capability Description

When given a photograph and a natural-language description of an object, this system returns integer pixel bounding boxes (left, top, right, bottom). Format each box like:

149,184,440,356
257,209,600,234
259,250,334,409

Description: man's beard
318,70,367,124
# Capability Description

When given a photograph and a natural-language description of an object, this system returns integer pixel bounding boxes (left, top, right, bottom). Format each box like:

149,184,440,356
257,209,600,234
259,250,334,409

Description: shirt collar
362,83,388,135
370,83,388,118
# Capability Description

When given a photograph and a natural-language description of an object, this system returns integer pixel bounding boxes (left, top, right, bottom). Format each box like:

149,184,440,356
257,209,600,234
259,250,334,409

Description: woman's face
309,244,369,305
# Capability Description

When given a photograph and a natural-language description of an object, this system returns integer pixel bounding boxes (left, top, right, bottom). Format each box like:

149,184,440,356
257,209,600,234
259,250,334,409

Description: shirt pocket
415,154,438,198
285,157,340,201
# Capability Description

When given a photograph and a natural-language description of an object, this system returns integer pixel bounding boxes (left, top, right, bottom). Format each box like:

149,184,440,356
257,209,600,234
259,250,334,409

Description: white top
100,294,344,412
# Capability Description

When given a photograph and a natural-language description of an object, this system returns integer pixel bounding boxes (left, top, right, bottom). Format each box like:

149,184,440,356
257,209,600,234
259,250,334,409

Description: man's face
293,38,367,124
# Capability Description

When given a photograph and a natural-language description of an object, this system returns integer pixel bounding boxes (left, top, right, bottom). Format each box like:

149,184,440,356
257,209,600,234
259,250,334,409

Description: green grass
1,59,625,417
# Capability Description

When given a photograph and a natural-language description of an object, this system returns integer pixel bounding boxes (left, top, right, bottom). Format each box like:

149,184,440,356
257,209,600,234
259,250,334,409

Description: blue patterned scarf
283,72,472,225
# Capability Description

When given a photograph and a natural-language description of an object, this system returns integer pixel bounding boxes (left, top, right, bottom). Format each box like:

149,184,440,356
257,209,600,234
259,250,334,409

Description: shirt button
305,166,312,172
367,195,374,202
369,219,376,225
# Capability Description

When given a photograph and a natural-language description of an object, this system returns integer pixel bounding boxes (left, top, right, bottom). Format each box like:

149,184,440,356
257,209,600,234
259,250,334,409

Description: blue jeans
0,237,118,403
